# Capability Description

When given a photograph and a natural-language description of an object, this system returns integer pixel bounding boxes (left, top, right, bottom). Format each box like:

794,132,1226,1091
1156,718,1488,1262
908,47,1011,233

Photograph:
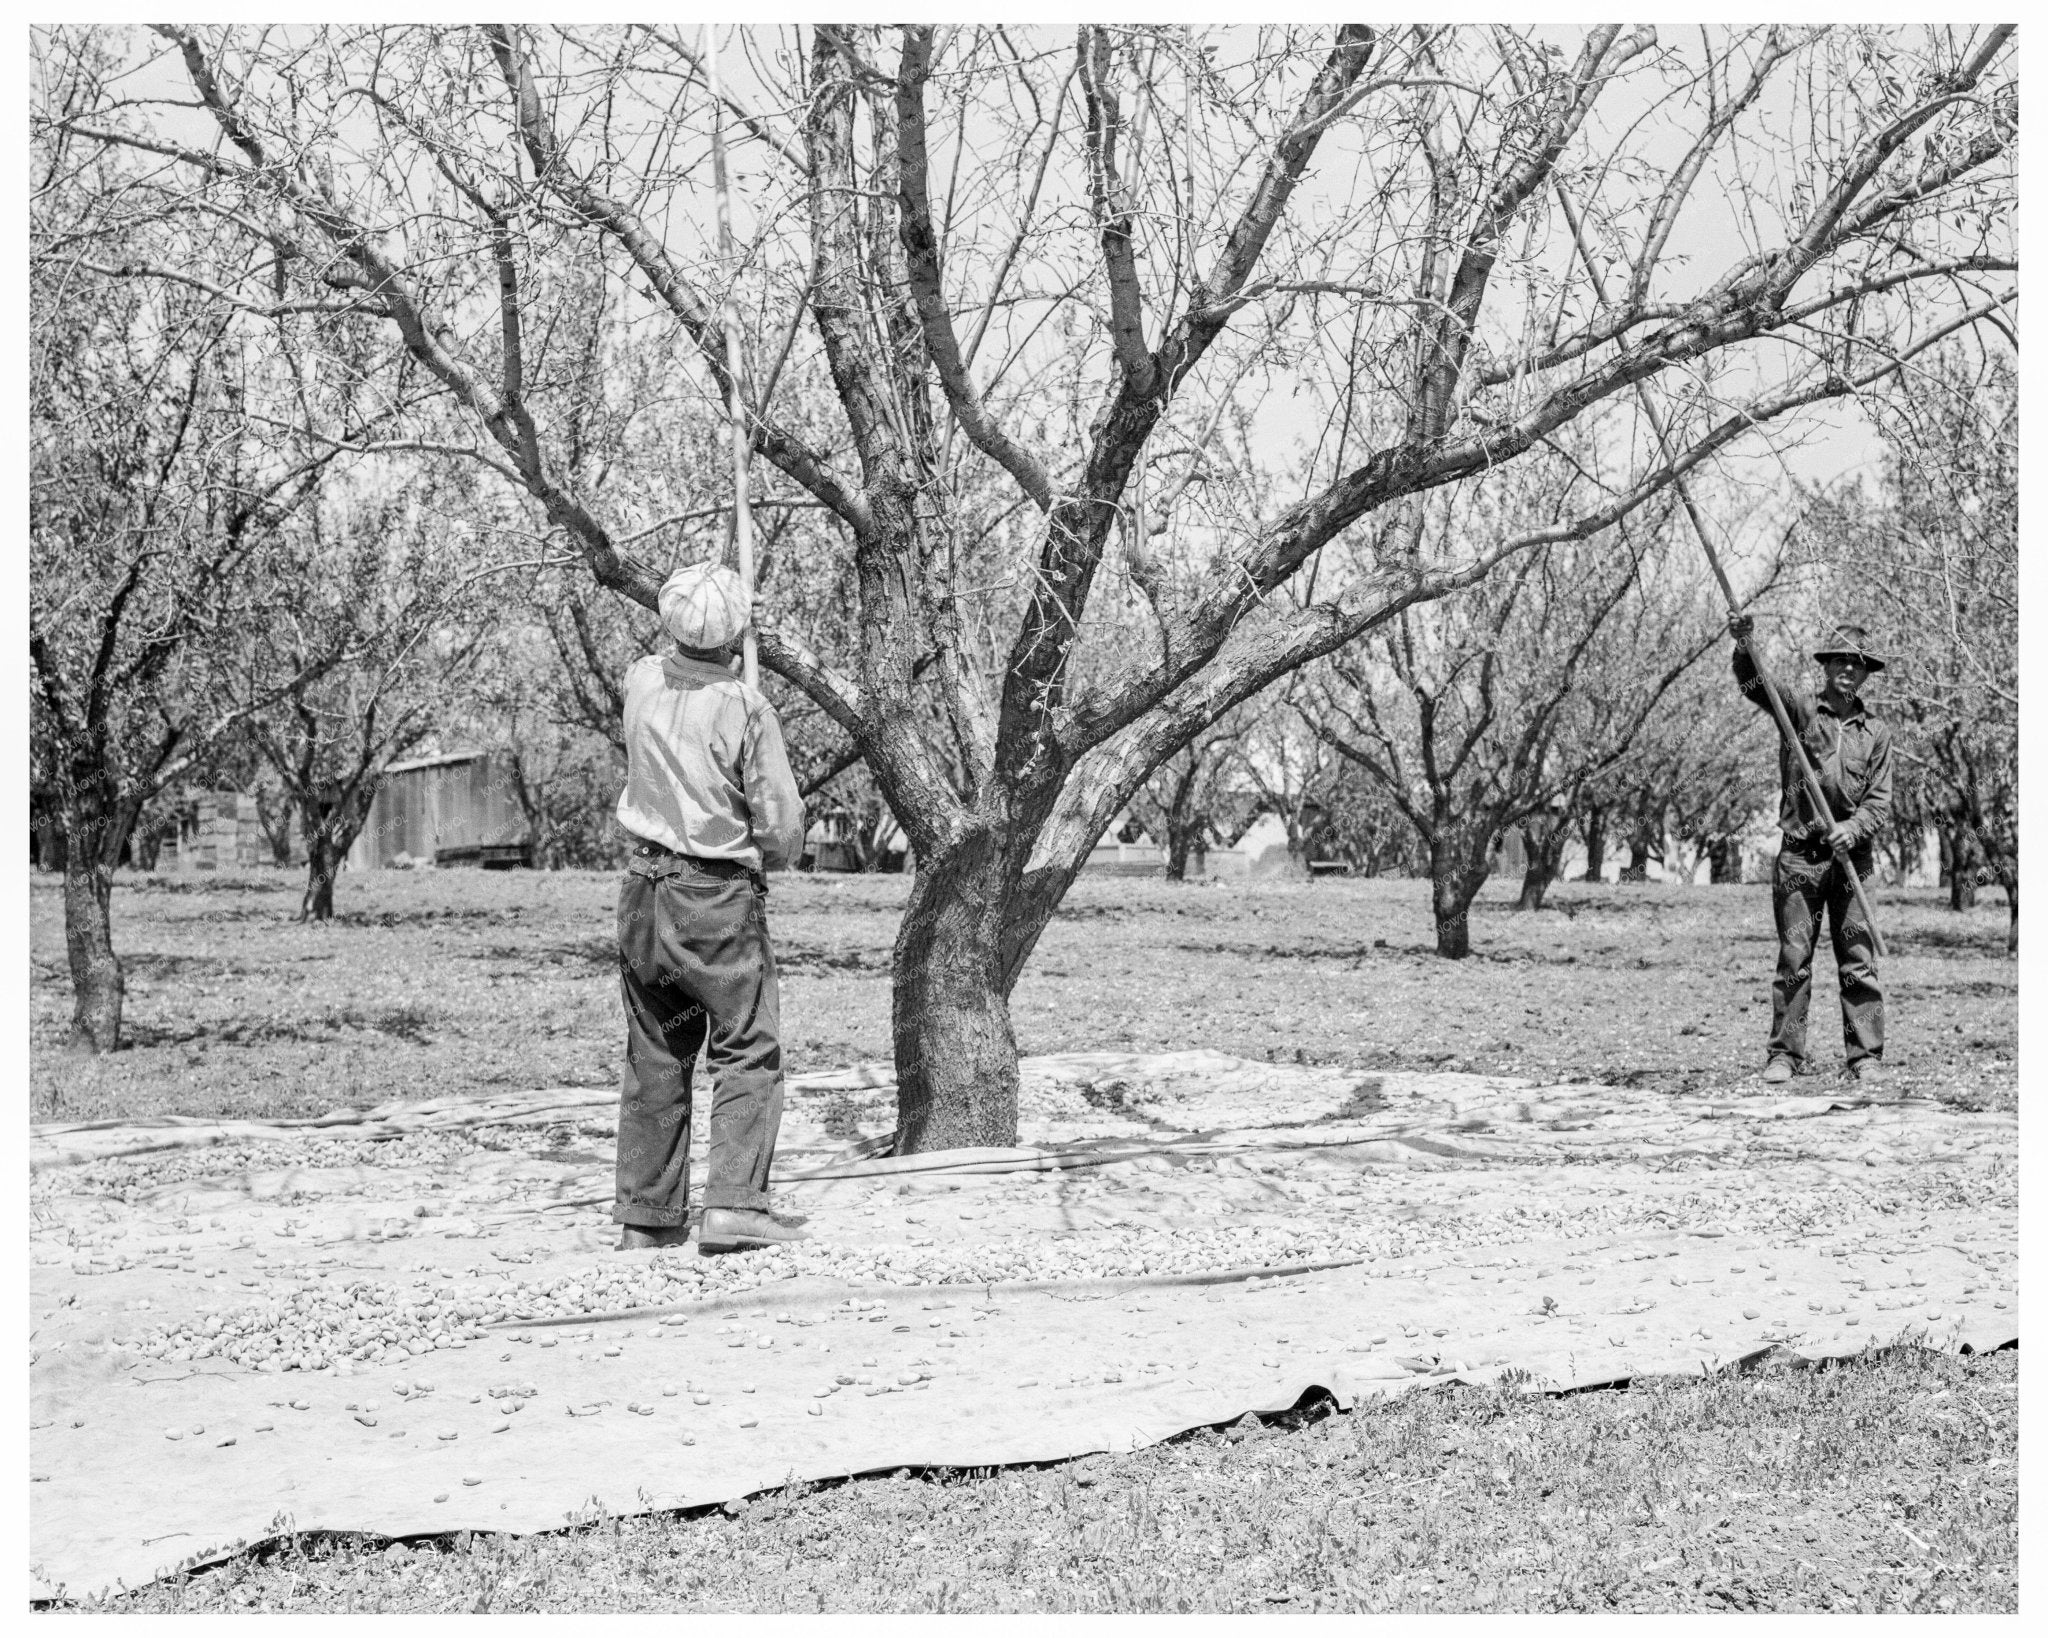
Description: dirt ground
28,867,2018,1125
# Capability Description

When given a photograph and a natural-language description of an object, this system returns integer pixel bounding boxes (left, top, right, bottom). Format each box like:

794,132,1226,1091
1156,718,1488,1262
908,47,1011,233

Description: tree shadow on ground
121,1004,436,1050
120,953,251,980
336,907,507,929
122,876,295,896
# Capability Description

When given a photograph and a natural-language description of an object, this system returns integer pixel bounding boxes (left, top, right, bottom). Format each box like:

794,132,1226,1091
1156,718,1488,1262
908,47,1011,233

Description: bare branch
483,24,874,541
628,23,807,170
68,258,389,319
961,56,1077,371
1625,28,1794,314
1411,26,1652,443
895,26,1055,511
1077,26,1154,392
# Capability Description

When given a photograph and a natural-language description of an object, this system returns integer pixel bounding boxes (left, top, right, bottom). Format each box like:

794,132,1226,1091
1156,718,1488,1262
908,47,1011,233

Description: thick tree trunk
889,830,1021,1153
1514,819,1566,911
297,780,381,921
1978,833,2019,955
60,802,123,1054
303,837,345,921
36,814,67,873
1619,818,1656,884
1890,809,1921,888
1432,873,1478,958
1946,820,1979,911
256,785,297,866
1429,838,1488,959
1707,835,1744,884
1581,804,1606,882
1165,825,1194,882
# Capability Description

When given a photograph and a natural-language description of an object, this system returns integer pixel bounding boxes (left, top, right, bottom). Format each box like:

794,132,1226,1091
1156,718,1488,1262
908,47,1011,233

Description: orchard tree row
32,24,2015,1146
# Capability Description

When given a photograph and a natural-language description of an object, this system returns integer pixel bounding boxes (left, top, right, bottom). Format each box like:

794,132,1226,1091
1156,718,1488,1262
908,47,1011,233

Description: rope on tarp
488,1252,1382,1330
777,1126,1504,1182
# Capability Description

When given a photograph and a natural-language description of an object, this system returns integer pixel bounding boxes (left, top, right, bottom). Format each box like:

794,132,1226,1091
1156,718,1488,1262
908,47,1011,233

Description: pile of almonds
119,1180,1867,1371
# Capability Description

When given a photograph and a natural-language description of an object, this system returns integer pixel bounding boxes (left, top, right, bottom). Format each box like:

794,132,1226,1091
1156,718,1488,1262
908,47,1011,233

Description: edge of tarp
40,1323,2016,1604
31,1076,1946,1176
28,1094,624,1172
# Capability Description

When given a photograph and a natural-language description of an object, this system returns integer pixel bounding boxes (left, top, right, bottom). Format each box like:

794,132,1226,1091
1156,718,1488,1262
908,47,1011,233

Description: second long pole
1552,186,1887,959
705,29,758,690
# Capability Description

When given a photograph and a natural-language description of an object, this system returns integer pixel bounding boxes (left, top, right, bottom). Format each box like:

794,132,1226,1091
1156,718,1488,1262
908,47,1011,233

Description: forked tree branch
1060,278,2009,802
993,24,1379,788
1077,26,1155,393
895,27,1054,512
483,25,873,542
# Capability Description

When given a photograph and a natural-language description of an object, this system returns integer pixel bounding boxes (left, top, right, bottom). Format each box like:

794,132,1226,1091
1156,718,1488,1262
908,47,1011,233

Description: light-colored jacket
615,654,805,871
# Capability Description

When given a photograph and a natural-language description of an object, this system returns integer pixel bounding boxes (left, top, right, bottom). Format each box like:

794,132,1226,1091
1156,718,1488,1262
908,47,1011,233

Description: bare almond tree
1129,709,1254,882
29,241,356,1052
1309,456,1746,955
1586,653,1783,890
40,23,2016,1144
232,484,498,921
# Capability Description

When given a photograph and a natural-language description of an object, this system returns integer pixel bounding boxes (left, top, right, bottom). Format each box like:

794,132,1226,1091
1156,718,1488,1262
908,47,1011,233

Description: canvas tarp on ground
30,1053,2017,1601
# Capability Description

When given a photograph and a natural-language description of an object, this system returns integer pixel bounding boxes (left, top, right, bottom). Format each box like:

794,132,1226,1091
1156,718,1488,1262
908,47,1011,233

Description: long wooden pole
1553,190,1886,957
705,30,758,689
1635,391,1887,958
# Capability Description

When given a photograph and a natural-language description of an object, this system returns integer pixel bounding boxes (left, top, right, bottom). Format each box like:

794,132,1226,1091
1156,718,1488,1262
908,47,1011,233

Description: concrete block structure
159,791,273,872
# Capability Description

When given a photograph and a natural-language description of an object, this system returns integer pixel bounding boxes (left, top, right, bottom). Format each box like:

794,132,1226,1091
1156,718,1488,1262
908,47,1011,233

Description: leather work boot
699,1207,808,1255
1761,1057,1795,1085
617,1224,692,1252
1850,1059,1889,1089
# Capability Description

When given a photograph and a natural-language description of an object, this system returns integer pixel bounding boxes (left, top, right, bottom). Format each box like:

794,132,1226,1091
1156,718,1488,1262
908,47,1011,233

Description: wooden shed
349,749,531,870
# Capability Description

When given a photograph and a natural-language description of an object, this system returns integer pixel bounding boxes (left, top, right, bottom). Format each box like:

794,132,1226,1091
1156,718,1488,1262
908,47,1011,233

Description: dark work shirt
1732,646,1894,846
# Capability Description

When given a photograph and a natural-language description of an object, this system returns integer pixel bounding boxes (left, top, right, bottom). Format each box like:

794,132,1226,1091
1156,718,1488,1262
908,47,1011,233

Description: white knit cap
658,561,750,651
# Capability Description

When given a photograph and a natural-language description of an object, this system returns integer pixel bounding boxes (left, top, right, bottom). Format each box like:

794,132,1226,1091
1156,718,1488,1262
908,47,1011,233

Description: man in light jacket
613,561,807,1253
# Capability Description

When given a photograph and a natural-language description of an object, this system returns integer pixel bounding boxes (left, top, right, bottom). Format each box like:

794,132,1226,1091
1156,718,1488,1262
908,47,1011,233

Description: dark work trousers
614,852,783,1225
1768,843,1885,1070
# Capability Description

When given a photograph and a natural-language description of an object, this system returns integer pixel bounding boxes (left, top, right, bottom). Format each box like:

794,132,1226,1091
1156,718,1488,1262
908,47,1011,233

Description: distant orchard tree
1309,441,1769,955
29,204,364,1049
1129,709,1254,883
233,477,500,921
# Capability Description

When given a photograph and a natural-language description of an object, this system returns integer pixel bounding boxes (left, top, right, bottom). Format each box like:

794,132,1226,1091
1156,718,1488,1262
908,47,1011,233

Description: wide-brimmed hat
1811,623,1888,673
658,561,750,651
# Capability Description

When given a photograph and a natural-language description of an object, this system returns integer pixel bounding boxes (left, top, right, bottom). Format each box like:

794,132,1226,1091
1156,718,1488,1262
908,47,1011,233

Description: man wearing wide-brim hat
611,560,808,1254
1728,616,1895,1087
